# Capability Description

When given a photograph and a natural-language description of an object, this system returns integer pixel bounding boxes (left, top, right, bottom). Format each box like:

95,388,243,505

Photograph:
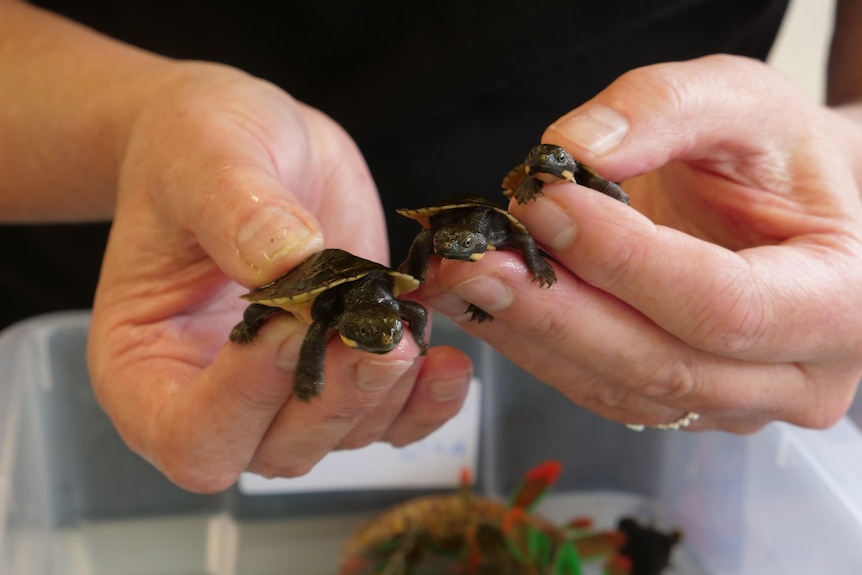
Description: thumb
541,54,817,183
191,166,325,287
518,55,862,363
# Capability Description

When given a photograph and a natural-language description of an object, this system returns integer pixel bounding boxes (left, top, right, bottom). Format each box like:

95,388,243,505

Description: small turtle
397,194,556,322
229,248,429,400
503,143,630,205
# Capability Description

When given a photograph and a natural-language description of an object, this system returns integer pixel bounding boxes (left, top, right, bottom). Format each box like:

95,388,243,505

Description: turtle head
524,143,577,184
433,226,488,261
338,305,404,354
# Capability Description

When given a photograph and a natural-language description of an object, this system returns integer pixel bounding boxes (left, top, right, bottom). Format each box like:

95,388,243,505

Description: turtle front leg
502,163,543,204
398,228,435,282
397,300,429,355
506,233,557,287
294,319,329,400
574,165,630,205
229,303,282,344
511,173,544,204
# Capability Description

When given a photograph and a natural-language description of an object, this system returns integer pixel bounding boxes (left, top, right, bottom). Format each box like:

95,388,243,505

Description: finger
187,106,388,283
510,184,862,362
296,104,390,261
526,57,862,361
429,251,819,426
378,345,473,447
332,353,424,451
542,55,825,182
246,334,423,478
194,166,326,284
93,313,305,493
542,54,862,251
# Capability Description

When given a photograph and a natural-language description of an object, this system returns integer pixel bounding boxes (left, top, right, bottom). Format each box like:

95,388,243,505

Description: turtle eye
462,236,473,248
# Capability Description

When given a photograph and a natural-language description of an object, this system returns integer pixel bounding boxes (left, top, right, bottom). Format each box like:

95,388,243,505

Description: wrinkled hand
87,63,472,492
426,55,862,433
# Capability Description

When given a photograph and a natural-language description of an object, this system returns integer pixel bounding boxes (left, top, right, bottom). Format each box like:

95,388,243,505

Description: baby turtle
229,248,429,401
503,143,630,205
397,194,556,322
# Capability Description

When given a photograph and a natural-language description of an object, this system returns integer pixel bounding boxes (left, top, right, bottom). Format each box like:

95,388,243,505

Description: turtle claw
512,175,544,204
229,303,281,344
531,262,557,287
465,304,493,323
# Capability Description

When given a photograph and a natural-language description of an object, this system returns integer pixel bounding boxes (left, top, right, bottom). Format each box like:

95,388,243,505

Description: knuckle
630,354,696,403
157,453,241,494
249,455,316,479
600,232,647,291
686,274,768,356
716,419,768,435
317,395,377,426
788,388,854,430
513,294,577,340
406,406,454,431
792,409,843,430
387,426,436,448
619,62,690,117
337,431,380,451
591,380,632,409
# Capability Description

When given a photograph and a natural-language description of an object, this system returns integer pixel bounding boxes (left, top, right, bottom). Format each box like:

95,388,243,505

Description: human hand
87,63,472,492
425,55,862,433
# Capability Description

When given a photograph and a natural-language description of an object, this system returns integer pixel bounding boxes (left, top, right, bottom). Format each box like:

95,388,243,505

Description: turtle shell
240,248,419,324
396,194,528,234
501,163,528,197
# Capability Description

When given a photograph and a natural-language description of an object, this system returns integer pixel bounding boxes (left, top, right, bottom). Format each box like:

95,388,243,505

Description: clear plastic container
2,311,861,574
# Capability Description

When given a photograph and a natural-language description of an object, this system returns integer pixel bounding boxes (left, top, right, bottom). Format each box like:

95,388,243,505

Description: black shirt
2,0,789,327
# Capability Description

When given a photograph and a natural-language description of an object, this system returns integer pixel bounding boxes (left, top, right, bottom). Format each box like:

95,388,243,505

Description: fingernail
550,105,629,155
429,374,470,402
237,206,321,271
356,358,413,393
450,275,513,313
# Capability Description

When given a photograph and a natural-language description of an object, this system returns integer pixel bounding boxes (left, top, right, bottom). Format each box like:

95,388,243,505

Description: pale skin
0,0,473,492
2,0,861,492
427,53,862,432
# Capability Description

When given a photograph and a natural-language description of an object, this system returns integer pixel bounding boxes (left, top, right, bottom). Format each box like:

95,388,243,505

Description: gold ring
626,411,700,432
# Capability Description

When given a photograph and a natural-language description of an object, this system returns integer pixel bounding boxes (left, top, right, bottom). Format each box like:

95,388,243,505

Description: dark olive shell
396,194,528,234
240,248,419,323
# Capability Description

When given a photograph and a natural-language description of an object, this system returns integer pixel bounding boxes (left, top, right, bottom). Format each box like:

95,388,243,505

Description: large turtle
397,194,556,322
503,143,630,205
229,248,429,401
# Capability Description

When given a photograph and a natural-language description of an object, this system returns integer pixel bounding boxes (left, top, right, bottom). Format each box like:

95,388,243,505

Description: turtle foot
502,165,543,204
230,303,280,344
531,262,558,287
293,376,324,401
511,176,543,204
229,321,258,344
465,304,494,323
